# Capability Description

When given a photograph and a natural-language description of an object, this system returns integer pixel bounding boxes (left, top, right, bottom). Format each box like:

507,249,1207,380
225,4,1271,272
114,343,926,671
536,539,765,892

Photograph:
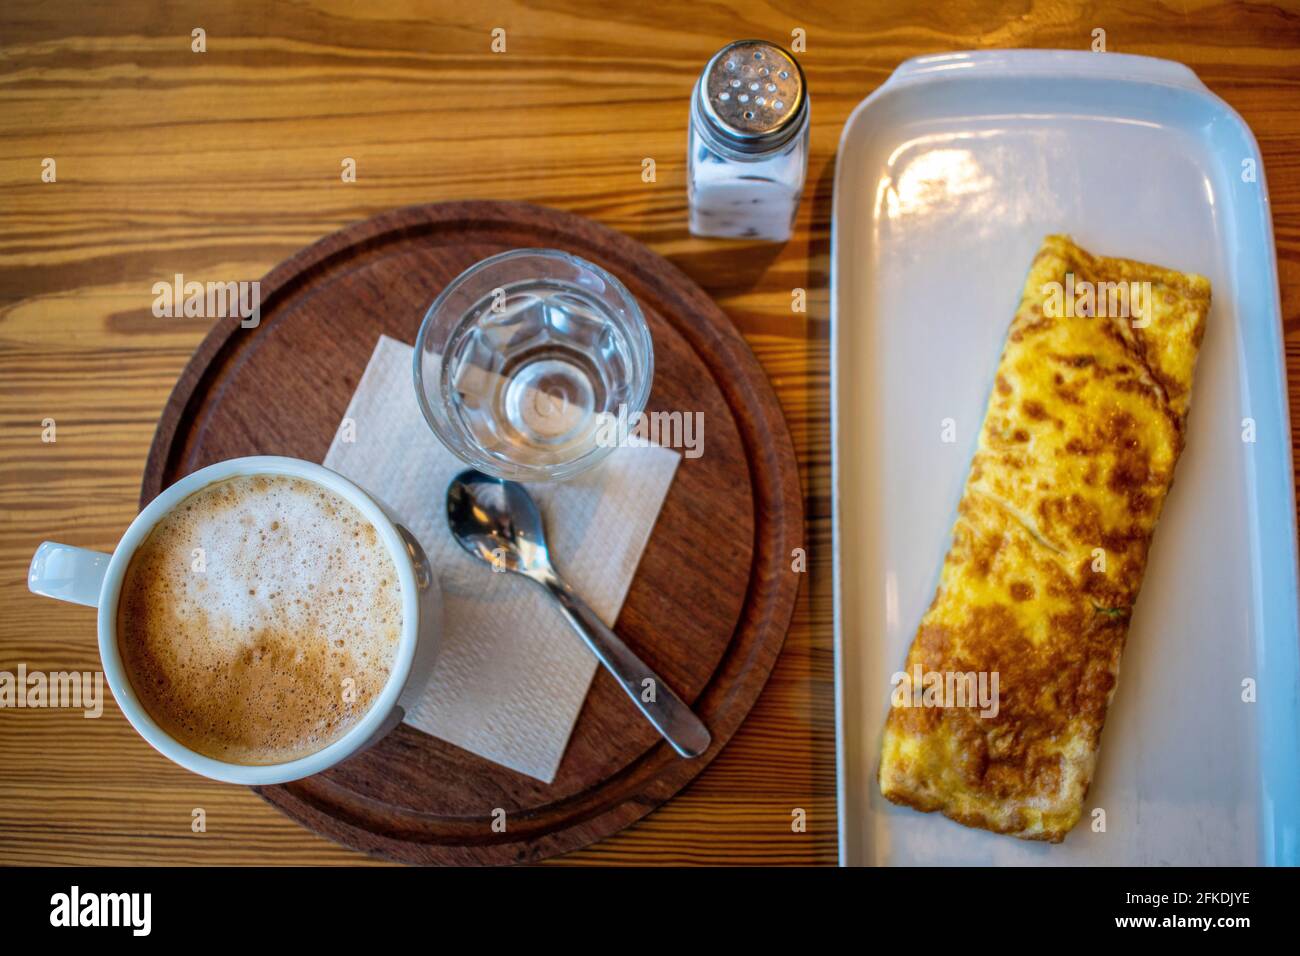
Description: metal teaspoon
445,468,712,758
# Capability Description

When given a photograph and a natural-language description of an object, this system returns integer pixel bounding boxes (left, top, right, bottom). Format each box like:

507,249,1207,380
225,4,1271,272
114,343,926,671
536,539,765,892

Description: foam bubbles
117,475,402,765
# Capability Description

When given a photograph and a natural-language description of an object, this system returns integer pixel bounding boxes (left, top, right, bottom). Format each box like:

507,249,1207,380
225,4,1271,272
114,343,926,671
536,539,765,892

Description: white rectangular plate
832,50,1300,866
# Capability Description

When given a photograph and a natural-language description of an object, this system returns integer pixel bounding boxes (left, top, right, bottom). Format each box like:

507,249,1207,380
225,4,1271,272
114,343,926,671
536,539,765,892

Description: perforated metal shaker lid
694,40,807,154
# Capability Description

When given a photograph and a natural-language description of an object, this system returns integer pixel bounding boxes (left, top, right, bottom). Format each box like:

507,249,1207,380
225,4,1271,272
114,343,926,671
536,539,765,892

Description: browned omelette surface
878,235,1211,842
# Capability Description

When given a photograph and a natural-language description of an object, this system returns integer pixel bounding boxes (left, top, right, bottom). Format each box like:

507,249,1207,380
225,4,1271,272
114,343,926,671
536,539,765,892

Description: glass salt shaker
688,40,809,242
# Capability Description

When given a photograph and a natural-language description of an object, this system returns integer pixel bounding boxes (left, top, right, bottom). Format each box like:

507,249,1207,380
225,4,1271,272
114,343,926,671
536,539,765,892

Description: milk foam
117,474,402,765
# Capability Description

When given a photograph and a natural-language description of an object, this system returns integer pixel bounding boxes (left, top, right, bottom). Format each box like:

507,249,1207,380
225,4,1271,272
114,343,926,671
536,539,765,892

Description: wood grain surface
2,0,1298,866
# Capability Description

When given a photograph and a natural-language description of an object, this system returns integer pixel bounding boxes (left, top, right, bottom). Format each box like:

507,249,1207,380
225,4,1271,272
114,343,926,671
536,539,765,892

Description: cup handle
28,541,111,608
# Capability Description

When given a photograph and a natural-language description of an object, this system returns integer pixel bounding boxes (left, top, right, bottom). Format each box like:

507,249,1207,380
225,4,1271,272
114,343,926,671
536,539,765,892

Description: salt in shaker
688,40,810,242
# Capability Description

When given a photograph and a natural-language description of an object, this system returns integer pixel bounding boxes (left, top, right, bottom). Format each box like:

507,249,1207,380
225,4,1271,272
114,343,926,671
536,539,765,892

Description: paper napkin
323,335,680,782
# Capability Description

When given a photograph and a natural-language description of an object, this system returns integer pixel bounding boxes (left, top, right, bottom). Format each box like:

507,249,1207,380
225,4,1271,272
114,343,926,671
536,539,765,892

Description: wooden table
1,1,1297,866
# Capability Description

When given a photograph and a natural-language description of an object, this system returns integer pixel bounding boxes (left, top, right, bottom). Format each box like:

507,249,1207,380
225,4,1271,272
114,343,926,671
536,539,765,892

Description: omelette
878,235,1211,842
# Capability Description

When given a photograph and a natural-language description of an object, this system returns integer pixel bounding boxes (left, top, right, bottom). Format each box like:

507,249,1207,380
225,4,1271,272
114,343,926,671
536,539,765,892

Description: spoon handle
540,576,712,758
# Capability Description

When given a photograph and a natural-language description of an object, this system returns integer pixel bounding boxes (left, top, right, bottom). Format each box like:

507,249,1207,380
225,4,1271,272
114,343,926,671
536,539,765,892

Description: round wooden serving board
141,201,802,864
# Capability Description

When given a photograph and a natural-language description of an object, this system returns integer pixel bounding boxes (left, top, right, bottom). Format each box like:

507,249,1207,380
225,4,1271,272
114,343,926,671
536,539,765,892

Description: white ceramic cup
26,456,440,785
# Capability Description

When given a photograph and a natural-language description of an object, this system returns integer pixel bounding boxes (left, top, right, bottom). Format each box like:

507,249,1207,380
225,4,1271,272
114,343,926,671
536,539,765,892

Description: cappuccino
117,474,402,765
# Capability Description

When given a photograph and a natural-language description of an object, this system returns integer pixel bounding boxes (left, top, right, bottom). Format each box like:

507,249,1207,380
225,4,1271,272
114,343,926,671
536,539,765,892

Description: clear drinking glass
414,249,654,482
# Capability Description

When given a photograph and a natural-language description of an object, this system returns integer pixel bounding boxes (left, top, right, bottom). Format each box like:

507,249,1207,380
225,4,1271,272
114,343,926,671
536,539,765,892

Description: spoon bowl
446,471,551,576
